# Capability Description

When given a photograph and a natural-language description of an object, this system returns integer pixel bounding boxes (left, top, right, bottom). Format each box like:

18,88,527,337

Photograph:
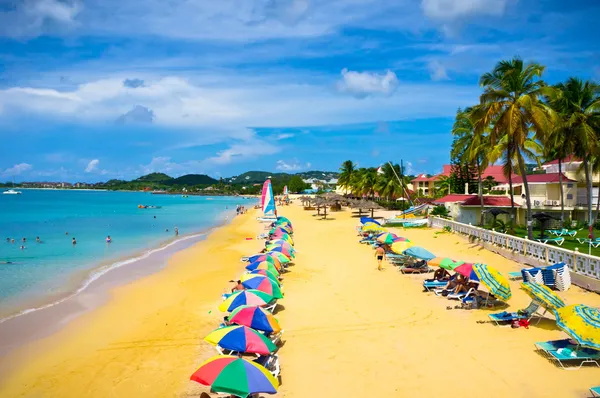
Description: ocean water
0,189,254,319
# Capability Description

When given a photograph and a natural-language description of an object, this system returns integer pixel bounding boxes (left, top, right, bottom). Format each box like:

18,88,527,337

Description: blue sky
1,0,599,182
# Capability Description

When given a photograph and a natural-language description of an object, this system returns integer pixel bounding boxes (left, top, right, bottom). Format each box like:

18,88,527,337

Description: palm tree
375,163,403,200
546,78,600,235
338,160,356,194
452,108,488,225
471,57,555,239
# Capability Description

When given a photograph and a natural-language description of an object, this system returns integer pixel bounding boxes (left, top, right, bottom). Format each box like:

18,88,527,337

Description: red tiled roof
433,194,476,204
511,173,577,184
542,155,581,166
461,196,518,207
433,194,518,207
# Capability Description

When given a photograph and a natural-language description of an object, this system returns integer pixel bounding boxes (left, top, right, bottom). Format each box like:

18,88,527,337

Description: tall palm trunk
516,149,533,239
477,158,485,226
558,159,564,225
583,158,594,240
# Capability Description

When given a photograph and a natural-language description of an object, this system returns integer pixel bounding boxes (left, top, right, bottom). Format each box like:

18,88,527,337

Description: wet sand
1,204,599,397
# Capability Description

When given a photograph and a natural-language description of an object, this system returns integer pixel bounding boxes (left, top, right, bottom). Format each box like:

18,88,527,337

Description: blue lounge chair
488,301,542,325
590,386,600,397
535,237,565,246
423,280,448,291
535,339,600,369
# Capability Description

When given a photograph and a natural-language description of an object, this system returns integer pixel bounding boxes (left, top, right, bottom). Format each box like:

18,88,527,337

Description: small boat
3,189,22,195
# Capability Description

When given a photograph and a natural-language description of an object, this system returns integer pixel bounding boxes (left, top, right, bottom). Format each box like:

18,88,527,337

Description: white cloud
275,159,311,171
85,159,100,172
428,60,449,81
0,0,81,38
2,163,33,177
276,133,295,140
336,68,399,98
421,0,509,21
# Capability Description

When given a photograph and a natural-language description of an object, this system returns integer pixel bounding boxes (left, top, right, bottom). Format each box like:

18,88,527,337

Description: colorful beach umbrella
520,282,566,312
247,254,283,268
390,240,414,254
246,261,281,275
376,232,398,245
190,355,278,396
219,289,275,312
402,246,435,260
392,236,410,243
471,263,511,301
360,217,380,225
267,246,294,259
229,305,282,333
428,257,462,270
555,304,600,350
205,325,277,355
241,275,283,299
266,251,291,264
249,269,281,281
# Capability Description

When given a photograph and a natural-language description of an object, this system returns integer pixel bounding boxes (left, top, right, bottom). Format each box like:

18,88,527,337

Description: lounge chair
575,238,600,248
488,301,542,325
535,237,565,246
446,287,476,300
423,280,448,291
591,386,600,397
254,354,280,378
508,271,523,280
534,339,600,369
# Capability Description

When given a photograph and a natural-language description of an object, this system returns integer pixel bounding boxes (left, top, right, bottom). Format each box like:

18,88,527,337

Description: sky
0,0,599,182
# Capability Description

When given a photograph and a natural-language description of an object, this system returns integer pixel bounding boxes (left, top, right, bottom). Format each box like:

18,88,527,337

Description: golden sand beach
1,204,599,397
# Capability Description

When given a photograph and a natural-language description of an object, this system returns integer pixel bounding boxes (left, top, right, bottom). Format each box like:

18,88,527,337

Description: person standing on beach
375,244,386,271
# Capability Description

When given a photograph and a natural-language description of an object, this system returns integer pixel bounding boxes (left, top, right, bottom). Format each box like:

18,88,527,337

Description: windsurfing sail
262,179,277,217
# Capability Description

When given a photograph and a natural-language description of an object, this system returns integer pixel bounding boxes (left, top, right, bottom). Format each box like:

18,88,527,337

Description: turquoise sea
0,190,254,319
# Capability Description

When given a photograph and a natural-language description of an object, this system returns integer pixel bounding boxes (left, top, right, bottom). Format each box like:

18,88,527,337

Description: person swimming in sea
72,237,77,245
106,235,112,243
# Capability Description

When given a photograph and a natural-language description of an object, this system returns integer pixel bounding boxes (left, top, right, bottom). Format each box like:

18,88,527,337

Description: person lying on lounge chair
432,268,451,281
231,280,244,292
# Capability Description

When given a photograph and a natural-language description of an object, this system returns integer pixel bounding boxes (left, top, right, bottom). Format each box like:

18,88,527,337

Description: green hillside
135,173,173,182
169,174,218,186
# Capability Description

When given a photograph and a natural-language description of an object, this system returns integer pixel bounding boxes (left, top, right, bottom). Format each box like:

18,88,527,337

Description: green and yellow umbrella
390,240,414,254
520,282,565,312
555,304,600,350
471,263,511,301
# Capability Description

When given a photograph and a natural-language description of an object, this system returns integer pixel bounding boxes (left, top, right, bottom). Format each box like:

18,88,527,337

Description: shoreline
0,208,237,323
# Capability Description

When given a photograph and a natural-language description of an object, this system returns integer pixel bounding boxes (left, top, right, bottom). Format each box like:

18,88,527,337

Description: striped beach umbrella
229,305,282,333
376,232,398,245
249,269,281,281
241,275,283,299
204,325,277,355
246,261,281,275
471,263,511,301
520,282,565,312
219,290,275,312
555,304,600,350
190,355,278,396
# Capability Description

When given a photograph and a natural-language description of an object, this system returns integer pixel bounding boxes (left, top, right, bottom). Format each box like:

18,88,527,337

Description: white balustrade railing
429,217,600,280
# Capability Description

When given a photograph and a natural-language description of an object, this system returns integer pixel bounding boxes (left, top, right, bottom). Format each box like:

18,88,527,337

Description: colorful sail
262,179,276,216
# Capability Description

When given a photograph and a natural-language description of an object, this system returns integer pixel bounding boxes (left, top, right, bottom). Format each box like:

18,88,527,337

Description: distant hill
169,174,218,186
228,170,338,184
135,173,173,182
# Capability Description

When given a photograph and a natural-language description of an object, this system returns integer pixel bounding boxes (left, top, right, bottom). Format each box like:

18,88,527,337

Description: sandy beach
1,204,599,397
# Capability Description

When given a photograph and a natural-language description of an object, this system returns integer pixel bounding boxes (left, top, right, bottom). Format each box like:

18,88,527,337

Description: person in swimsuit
374,244,386,271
